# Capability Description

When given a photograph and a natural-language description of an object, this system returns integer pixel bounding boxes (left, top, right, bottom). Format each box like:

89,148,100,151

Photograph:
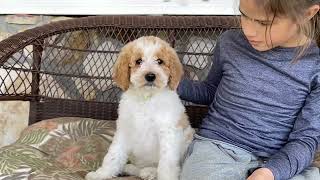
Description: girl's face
240,0,303,51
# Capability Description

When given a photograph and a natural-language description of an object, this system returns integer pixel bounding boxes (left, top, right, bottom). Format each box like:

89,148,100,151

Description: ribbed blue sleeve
263,85,320,180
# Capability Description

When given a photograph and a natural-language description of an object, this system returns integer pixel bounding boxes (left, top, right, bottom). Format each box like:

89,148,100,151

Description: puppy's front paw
85,170,114,180
85,171,103,180
139,167,157,180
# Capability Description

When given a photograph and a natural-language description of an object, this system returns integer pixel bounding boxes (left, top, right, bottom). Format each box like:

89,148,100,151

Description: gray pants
180,134,320,180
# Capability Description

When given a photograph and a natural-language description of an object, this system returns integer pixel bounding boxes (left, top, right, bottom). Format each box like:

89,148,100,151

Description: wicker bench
0,15,318,179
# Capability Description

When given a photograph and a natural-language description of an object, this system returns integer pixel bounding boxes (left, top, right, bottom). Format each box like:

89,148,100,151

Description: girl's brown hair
256,0,320,61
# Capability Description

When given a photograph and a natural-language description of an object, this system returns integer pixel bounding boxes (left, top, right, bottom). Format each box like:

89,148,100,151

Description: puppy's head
113,36,183,91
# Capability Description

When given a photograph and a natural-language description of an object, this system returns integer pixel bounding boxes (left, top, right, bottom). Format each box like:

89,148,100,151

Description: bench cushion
0,117,139,179
0,117,319,179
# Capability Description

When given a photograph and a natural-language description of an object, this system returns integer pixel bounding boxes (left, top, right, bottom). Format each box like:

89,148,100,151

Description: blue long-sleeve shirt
177,29,320,180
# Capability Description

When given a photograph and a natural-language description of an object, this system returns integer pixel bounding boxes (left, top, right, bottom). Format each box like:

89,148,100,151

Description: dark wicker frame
0,15,239,127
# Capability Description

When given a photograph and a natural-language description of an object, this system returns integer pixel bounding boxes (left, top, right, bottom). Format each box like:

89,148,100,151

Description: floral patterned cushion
0,117,319,179
0,117,140,180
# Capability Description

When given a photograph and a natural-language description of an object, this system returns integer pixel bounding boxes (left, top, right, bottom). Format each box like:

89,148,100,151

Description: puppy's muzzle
145,73,156,82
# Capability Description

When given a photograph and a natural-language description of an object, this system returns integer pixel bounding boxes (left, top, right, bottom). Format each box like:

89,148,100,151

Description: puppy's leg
86,131,128,180
157,128,182,180
139,167,157,180
181,126,195,160
123,164,157,180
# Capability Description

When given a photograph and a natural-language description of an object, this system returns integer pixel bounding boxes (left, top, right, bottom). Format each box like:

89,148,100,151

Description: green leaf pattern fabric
0,117,318,179
0,117,116,179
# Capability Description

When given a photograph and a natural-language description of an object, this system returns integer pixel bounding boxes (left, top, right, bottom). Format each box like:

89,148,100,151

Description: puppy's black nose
145,73,156,82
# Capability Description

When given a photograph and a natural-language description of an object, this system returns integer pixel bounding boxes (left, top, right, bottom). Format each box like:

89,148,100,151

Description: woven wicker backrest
0,15,239,127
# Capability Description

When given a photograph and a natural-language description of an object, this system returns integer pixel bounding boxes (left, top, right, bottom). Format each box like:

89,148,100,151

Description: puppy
85,36,194,180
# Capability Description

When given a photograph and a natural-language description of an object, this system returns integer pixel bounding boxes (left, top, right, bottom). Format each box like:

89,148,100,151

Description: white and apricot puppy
86,36,194,180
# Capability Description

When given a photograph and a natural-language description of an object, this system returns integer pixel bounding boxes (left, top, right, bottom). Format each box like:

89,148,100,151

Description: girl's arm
262,85,320,180
177,38,223,105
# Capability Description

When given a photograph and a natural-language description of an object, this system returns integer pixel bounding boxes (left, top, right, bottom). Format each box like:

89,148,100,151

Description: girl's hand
247,168,274,180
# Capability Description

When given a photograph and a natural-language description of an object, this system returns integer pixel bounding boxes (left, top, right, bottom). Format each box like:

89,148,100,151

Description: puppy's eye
136,59,142,65
156,59,164,65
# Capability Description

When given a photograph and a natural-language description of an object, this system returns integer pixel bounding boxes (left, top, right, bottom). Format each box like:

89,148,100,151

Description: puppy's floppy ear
167,46,183,90
112,43,132,91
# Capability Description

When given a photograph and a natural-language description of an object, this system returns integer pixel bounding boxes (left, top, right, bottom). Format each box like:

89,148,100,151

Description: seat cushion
0,117,319,179
0,117,140,179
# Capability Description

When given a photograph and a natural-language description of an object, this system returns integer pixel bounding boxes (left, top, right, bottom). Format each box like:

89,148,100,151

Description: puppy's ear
168,47,183,90
112,43,132,91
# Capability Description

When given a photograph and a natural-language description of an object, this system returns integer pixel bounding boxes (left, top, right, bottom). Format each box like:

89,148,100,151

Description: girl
178,0,320,180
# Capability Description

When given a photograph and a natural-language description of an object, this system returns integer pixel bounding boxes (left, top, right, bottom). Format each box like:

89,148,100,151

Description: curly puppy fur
86,36,194,180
